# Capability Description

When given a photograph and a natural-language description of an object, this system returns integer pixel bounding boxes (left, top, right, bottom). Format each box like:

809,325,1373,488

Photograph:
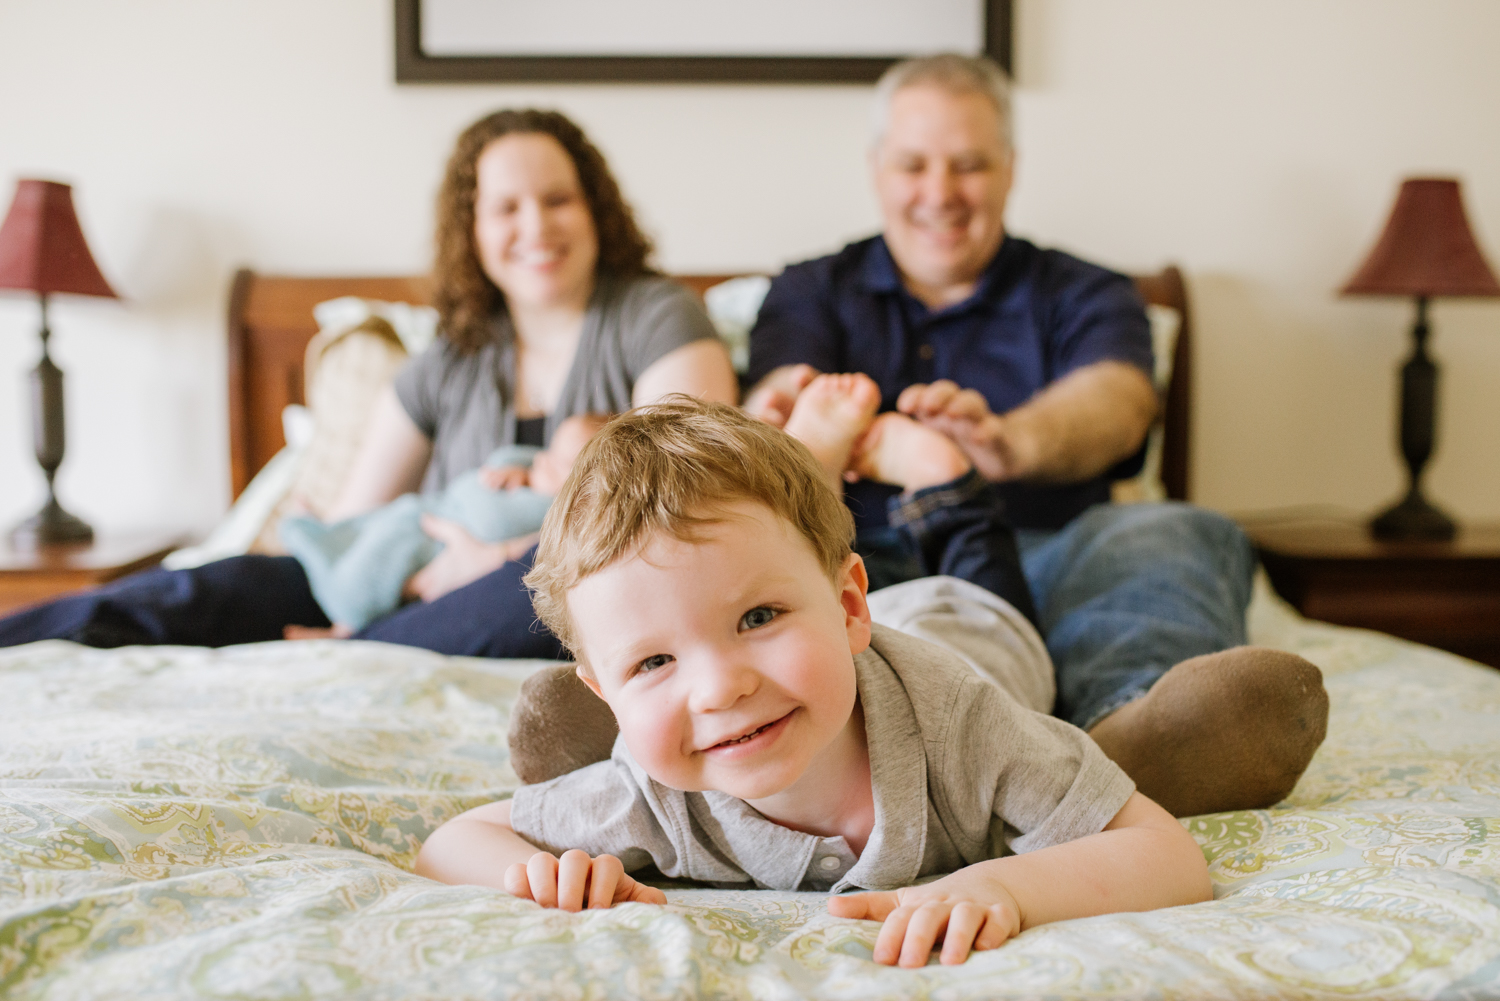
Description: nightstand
0,531,188,616
1243,519,1500,668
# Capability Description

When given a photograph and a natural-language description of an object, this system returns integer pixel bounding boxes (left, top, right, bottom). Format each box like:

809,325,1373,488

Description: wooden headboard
226,266,1193,501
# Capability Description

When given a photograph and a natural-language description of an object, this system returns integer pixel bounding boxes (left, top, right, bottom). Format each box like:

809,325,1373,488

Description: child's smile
702,710,793,754
570,500,873,810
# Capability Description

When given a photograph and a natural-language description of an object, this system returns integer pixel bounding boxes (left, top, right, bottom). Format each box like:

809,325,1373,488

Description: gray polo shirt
393,273,719,494
509,623,1136,893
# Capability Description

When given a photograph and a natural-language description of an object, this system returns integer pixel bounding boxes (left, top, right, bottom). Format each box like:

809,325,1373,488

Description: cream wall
1,0,1497,536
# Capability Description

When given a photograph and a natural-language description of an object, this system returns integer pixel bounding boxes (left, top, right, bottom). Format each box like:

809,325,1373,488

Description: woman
0,110,736,656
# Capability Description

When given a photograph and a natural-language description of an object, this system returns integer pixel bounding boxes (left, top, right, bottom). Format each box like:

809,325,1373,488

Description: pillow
247,314,411,554
703,275,771,375
1111,303,1182,504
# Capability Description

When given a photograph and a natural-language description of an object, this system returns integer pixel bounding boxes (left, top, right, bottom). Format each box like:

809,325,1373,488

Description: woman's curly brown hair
433,109,657,354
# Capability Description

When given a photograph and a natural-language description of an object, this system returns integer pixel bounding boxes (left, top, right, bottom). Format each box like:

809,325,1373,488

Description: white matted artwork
395,0,1013,83
421,0,984,58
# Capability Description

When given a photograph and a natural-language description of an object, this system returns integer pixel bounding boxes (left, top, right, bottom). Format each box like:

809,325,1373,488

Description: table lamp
0,179,119,546
1341,177,1500,541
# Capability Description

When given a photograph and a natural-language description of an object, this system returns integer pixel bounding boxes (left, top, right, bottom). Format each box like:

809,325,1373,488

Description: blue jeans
1018,502,1256,730
0,549,568,661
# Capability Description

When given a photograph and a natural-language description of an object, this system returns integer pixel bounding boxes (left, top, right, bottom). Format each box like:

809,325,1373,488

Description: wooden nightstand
0,532,188,617
1243,519,1500,668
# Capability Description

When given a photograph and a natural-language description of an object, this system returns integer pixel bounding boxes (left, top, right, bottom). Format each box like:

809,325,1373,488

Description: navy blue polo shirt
747,235,1153,531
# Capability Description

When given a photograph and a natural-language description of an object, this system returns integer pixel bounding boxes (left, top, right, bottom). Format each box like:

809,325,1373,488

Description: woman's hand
827,869,1023,967
404,516,520,602
505,849,667,911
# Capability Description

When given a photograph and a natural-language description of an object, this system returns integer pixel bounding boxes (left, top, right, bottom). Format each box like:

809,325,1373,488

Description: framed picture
395,0,1012,83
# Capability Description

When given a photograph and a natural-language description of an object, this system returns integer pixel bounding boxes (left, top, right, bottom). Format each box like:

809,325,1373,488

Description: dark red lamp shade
1341,178,1500,298
0,179,117,299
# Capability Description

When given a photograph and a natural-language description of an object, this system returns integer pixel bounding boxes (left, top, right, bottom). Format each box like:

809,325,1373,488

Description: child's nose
685,656,758,714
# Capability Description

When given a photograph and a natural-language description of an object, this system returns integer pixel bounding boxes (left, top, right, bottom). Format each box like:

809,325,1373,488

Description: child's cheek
617,708,691,784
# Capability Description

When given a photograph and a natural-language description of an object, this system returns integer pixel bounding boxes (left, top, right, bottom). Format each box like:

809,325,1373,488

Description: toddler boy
415,394,1212,967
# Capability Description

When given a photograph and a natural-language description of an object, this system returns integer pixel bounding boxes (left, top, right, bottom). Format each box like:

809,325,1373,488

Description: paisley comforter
2,582,1497,999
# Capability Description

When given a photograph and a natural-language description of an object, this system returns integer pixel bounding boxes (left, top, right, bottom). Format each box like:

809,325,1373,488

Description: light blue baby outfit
280,446,552,629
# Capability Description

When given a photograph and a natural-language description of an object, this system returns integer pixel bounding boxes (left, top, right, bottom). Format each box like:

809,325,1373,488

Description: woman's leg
0,555,326,648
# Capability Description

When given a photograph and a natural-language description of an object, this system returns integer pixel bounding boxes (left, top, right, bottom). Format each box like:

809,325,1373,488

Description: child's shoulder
862,623,1032,734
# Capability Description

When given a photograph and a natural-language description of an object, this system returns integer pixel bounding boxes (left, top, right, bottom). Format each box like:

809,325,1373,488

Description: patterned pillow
248,316,409,554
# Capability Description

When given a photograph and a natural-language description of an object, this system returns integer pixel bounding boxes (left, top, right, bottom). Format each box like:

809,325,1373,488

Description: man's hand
478,465,531,491
404,516,527,602
898,362,1157,485
895,380,1032,481
505,849,667,911
828,868,1023,967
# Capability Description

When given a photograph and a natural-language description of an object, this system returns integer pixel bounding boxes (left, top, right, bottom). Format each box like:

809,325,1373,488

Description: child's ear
838,553,873,656
575,663,605,700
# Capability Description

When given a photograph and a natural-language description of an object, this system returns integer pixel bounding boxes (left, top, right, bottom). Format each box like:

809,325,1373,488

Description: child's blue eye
636,654,672,674
739,607,778,631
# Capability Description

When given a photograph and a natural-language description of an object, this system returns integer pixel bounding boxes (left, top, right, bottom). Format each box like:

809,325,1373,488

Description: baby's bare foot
744,363,820,429
283,623,354,641
850,412,973,493
783,373,881,492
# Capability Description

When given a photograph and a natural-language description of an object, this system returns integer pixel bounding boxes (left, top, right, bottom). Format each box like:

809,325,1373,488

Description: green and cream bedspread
2,585,1498,999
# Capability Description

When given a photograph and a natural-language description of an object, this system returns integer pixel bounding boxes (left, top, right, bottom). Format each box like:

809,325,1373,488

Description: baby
415,393,1211,967
281,414,608,630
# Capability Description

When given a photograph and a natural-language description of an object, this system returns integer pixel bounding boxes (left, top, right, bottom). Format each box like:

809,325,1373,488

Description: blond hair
524,397,854,656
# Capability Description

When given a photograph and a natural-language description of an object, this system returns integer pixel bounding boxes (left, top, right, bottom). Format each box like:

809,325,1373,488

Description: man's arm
897,360,1157,484
414,799,666,909
827,791,1209,966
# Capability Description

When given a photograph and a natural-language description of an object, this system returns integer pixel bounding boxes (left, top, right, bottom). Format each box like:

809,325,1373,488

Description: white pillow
703,276,771,375
166,297,433,568
1112,304,1181,504
312,296,438,356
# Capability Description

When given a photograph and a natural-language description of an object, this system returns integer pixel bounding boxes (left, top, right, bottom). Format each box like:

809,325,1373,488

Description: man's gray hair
870,53,1013,150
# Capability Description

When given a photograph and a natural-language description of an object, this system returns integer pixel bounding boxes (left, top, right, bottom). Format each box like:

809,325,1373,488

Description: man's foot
850,412,973,492
782,373,881,493
1087,647,1329,817
508,665,620,785
744,363,820,429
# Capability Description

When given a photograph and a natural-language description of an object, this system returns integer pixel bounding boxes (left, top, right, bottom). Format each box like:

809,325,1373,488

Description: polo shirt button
918,344,935,361
819,856,841,871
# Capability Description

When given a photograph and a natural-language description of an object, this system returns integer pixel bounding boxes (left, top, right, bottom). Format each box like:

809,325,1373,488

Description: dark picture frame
394,0,1012,84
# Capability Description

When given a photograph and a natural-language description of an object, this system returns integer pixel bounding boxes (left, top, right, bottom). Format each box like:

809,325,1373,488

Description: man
745,54,1328,817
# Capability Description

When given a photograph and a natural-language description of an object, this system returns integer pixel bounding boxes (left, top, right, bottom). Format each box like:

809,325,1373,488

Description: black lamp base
9,496,94,548
1370,488,1456,541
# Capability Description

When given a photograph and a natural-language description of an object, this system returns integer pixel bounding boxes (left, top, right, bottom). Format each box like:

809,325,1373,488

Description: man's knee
1069,502,1251,573
1037,503,1254,624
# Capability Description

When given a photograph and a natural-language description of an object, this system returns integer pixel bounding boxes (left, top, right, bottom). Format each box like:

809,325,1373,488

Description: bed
3,270,1497,999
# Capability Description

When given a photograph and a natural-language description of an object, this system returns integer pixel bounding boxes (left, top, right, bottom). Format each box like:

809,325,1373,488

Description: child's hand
828,869,1022,967
504,849,667,911
479,465,531,491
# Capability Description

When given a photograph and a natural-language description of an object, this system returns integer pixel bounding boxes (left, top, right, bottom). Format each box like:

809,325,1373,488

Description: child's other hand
478,465,530,491
828,871,1022,967
504,849,667,911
